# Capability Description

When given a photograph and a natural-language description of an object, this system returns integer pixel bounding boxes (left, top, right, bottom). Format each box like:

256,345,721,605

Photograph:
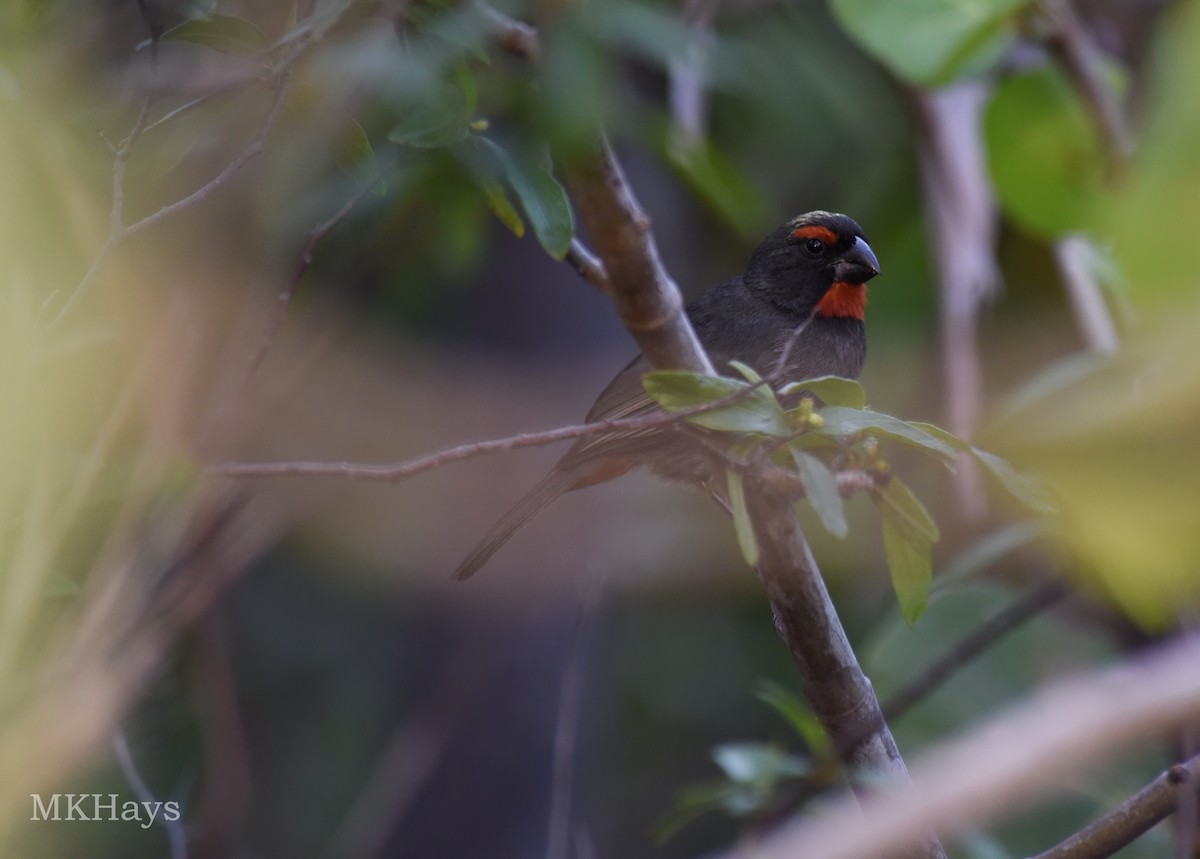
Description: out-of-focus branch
882,580,1068,723
1031,753,1200,859
564,238,610,291
1039,0,1135,166
668,0,718,147
1054,234,1120,354
917,83,1000,522
564,138,715,375
721,634,1200,859
113,730,188,859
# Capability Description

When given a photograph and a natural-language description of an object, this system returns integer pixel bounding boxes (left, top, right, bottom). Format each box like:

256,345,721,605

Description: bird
453,211,880,580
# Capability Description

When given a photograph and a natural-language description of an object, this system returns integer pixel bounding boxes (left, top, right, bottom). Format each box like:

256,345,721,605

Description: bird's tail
452,469,579,581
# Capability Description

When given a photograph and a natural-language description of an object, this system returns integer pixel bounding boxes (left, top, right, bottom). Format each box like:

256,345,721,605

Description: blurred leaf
780,375,867,409
479,182,525,237
727,469,760,568
936,521,1047,590
971,449,1059,514
667,140,771,243
910,422,1059,514
311,0,355,37
791,450,848,539
388,83,472,149
816,407,958,463
727,360,764,384
755,681,832,756
875,476,940,543
985,66,1108,237
161,14,268,56
477,138,574,259
881,515,933,625
643,371,790,437
831,0,1029,86
656,781,756,842
712,741,811,783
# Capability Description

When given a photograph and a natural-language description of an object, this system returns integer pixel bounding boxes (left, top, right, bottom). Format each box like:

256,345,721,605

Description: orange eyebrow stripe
792,225,838,244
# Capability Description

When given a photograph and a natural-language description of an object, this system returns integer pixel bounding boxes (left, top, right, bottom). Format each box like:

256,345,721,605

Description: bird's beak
831,236,881,284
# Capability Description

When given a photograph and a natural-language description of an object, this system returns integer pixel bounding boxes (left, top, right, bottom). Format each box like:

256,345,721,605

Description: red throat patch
815,281,868,320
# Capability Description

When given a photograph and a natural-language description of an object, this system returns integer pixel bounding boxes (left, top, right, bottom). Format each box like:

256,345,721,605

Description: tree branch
1031,753,1200,859
564,137,715,375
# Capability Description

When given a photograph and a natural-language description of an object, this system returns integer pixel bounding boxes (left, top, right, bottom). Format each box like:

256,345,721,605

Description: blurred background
1,0,1198,856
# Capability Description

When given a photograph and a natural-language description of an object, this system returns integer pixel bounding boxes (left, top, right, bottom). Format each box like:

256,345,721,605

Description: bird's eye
803,238,824,255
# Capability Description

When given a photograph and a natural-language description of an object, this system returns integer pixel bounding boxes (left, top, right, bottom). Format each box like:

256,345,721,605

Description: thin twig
546,574,603,859
1031,753,1200,859
112,729,188,859
564,239,610,291
882,580,1069,724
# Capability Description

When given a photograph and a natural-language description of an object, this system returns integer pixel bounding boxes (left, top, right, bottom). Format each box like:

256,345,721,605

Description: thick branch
564,139,715,375
1031,754,1200,859
746,481,947,859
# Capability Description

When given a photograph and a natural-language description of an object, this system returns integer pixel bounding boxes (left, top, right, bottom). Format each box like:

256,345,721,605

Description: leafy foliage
644,369,1055,623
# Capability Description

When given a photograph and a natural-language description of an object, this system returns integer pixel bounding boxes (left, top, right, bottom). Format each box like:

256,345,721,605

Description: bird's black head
744,211,881,319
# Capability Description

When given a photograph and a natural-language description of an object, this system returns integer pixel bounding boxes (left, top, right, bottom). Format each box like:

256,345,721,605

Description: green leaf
816,407,959,463
791,450,848,539
971,449,1059,514
755,681,832,756
881,515,933,625
643,371,790,437
161,14,268,56
712,742,811,784
727,469,760,568
908,422,1059,514
478,138,574,259
388,83,472,149
985,66,1108,237
875,476,940,543
780,375,867,409
667,140,771,244
480,182,525,237
830,0,1029,86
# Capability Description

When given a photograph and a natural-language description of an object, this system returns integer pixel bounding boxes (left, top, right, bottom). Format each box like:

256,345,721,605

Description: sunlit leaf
727,469,760,568
881,515,933,625
875,476,940,543
791,450,848,539
644,371,790,437
831,0,1029,86
817,407,958,463
780,375,867,409
161,14,268,56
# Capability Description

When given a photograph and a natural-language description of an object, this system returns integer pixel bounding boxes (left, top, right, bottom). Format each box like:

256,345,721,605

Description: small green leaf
727,469,760,568
791,450,848,539
875,476,940,543
817,407,959,463
161,14,268,56
755,681,832,756
727,360,764,384
655,781,755,842
972,449,1059,514
480,182,525,237
881,515,933,625
643,371,790,437
388,83,471,149
779,375,867,409
478,138,574,259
